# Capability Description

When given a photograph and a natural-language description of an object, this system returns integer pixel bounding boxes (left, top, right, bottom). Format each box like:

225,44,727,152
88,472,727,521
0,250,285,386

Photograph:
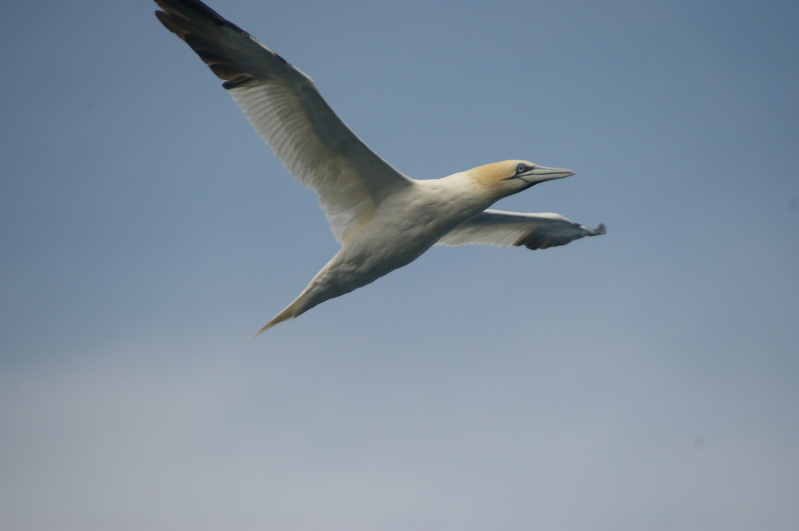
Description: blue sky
2,0,798,529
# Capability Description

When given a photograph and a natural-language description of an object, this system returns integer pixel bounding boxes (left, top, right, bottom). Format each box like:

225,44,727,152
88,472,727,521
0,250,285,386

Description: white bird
154,0,605,335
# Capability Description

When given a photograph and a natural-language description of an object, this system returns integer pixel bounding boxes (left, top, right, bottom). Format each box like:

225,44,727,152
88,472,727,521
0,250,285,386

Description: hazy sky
2,0,798,529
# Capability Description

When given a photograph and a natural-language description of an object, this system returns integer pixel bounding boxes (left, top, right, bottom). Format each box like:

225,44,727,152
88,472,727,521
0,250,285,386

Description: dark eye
516,163,527,174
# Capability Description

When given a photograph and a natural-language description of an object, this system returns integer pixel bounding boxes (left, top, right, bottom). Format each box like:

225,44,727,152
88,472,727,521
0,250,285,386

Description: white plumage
155,0,605,334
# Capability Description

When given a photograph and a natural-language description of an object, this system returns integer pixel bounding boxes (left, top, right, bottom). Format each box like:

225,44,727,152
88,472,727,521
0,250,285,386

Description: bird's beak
527,165,574,183
510,165,575,187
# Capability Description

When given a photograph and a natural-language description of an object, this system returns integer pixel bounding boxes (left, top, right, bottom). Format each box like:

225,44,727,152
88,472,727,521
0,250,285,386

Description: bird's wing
437,209,606,250
155,0,413,243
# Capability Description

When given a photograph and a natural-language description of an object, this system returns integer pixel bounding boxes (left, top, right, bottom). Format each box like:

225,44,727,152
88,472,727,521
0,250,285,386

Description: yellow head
468,160,574,200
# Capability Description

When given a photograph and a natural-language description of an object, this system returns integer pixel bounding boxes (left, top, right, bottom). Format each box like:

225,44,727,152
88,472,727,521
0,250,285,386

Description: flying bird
154,0,605,335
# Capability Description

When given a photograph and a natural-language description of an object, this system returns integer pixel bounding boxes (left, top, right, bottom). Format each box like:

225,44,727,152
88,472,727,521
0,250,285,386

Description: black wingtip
155,0,251,37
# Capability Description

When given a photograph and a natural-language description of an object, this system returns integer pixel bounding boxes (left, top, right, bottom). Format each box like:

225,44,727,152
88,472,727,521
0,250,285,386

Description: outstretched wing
437,209,606,250
155,0,413,243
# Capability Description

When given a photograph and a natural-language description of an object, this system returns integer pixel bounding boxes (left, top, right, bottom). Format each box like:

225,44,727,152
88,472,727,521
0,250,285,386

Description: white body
288,174,490,319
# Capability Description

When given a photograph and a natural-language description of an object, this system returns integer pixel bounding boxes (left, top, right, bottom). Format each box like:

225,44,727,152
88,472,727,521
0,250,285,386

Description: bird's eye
516,163,527,174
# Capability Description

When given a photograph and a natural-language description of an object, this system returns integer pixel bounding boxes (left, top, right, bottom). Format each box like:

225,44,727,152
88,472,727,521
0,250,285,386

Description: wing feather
437,209,606,250
155,0,412,242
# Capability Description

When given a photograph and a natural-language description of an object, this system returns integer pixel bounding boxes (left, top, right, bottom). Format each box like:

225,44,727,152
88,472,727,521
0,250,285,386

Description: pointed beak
528,165,574,183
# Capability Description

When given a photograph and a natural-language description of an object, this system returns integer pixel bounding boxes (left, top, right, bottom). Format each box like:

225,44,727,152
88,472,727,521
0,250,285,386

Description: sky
1,0,798,529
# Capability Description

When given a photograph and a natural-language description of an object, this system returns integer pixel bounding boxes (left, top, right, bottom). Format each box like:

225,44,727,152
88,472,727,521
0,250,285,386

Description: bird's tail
249,273,331,337
249,300,300,338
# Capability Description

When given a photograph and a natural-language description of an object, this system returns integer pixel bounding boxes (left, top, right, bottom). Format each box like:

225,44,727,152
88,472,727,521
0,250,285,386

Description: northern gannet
154,0,606,335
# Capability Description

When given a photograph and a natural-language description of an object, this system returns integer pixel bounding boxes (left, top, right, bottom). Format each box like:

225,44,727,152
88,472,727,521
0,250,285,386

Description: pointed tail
249,301,300,338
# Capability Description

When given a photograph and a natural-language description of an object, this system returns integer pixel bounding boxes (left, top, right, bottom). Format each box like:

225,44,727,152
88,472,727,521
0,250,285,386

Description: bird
154,0,605,335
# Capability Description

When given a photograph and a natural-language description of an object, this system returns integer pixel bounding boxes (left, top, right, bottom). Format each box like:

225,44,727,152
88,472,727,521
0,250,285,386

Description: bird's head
469,160,574,200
